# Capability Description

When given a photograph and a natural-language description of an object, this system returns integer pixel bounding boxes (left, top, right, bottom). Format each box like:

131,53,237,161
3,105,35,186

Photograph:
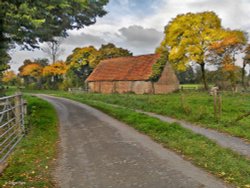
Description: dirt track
140,111,250,158
39,95,229,188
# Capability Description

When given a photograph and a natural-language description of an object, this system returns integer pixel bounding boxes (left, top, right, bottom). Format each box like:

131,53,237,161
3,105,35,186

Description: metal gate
0,93,26,163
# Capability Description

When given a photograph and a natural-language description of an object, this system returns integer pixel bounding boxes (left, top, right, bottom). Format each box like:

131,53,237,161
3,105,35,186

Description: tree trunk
0,16,10,74
200,63,208,90
52,54,56,64
0,18,5,95
242,62,246,89
0,17,5,66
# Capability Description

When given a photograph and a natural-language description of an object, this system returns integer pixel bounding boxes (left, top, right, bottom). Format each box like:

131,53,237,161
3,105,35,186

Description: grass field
0,96,58,188
41,90,250,141
9,88,250,140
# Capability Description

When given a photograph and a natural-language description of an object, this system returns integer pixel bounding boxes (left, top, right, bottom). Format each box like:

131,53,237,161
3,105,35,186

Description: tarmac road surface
38,95,229,188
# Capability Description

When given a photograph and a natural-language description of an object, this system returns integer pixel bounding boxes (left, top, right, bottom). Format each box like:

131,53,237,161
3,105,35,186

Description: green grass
43,91,249,141
0,95,58,188
48,96,250,188
15,88,250,140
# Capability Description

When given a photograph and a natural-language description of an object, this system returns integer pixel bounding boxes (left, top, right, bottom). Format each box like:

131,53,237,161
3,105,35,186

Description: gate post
15,92,22,134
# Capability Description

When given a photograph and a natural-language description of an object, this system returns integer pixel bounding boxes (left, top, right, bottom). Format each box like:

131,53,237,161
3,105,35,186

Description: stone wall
87,63,179,94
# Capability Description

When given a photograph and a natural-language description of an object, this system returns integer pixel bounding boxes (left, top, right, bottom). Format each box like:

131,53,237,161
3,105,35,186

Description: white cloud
117,25,163,54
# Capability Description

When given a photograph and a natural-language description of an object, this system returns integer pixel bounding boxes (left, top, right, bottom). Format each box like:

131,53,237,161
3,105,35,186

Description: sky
9,0,250,72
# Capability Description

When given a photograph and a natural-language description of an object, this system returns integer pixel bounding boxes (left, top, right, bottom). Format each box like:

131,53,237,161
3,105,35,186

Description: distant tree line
2,43,132,90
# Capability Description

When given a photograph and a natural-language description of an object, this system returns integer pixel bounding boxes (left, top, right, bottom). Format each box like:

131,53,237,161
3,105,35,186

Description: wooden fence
0,93,26,163
68,87,88,93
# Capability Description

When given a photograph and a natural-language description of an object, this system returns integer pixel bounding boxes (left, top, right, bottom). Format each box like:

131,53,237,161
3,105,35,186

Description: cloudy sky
9,0,250,72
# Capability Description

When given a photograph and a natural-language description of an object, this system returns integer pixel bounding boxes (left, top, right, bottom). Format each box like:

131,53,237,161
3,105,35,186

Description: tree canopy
0,0,109,74
66,46,100,69
1,70,18,85
209,30,247,90
99,43,133,60
43,61,68,77
159,11,226,90
64,43,132,87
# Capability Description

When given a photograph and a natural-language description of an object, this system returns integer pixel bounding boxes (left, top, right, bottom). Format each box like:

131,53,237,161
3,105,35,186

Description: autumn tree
43,61,67,77
43,61,68,89
19,60,44,88
64,46,99,87
1,71,19,86
159,11,225,90
66,46,100,68
0,0,109,77
210,30,247,90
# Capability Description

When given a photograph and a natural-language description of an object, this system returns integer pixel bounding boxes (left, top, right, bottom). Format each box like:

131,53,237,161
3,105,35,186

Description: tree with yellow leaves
19,60,44,88
159,11,226,90
1,70,19,86
43,61,67,77
43,61,68,89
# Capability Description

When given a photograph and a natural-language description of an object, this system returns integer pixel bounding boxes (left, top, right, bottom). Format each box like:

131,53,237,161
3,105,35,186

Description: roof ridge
101,53,159,62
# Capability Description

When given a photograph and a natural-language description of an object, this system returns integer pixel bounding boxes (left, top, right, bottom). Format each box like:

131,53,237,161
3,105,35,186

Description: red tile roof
86,54,160,81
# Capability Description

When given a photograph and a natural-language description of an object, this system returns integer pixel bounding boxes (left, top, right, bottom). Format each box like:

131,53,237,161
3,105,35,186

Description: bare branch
42,38,64,64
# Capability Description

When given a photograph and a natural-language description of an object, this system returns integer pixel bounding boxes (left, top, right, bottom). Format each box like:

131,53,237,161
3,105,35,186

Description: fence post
210,87,219,120
213,90,217,119
218,93,222,119
15,92,22,134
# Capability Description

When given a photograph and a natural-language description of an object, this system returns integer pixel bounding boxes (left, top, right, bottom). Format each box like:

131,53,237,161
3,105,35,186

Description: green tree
243,44,250,88
99,43,132,60
159,11,225,90
176,67,196,84
0,0,109,77
34,58,49,67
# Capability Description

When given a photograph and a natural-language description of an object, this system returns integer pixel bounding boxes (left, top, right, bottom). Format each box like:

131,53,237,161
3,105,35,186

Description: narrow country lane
38,95,229,188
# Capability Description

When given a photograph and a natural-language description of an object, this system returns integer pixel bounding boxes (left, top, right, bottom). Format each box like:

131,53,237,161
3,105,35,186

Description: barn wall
100,81,114,93
87,63,179,94
131,81,153,94
154,63,179,94
115,81,131,93
88,81,153,94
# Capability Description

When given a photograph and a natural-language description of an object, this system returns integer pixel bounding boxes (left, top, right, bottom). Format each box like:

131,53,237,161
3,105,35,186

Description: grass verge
0,95,58,188
56,95,250,188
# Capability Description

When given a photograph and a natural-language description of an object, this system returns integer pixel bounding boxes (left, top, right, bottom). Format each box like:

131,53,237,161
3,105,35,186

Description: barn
86,54,179,94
